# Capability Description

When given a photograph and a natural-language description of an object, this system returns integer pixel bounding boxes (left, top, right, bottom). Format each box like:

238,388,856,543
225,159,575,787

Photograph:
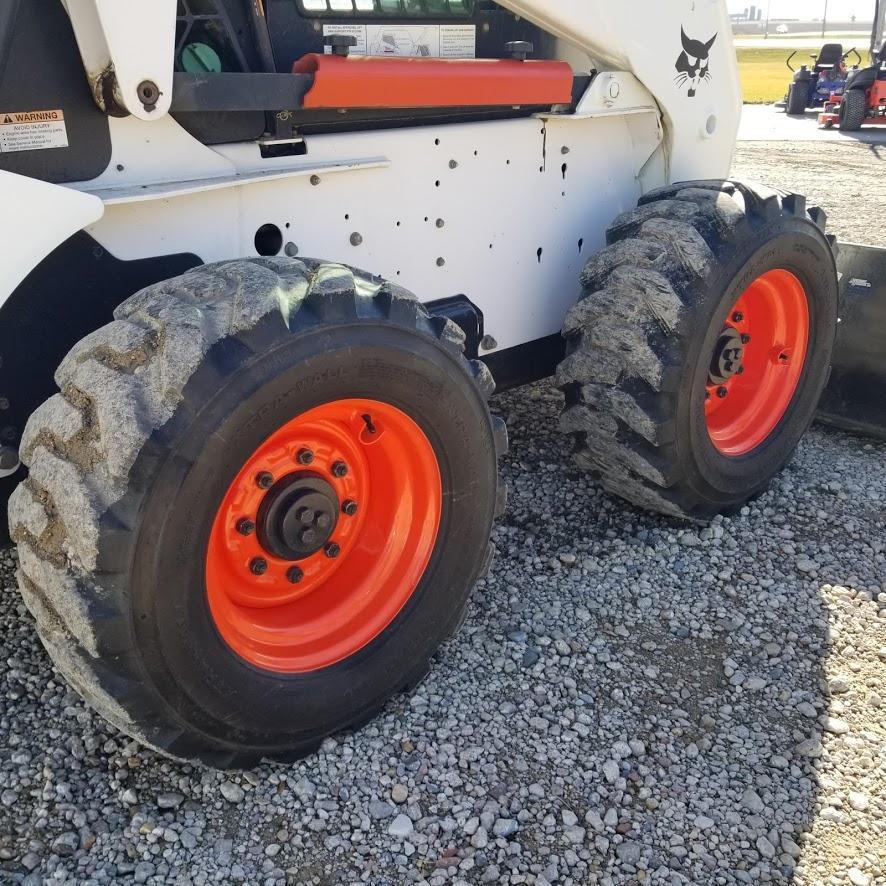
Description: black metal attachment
286,566,304,584
342,500,359,517
325,542,341,559
506,41,534,60
297,448,314,466
818,242,886,439
325,34,358,57
170,72,314,113
716,386,729,399
331,461,348,478
256,471,274,490
426,295,484,360
250,557,268,576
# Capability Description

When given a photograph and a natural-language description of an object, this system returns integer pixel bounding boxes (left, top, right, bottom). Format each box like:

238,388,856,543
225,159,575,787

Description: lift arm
62,0,177,120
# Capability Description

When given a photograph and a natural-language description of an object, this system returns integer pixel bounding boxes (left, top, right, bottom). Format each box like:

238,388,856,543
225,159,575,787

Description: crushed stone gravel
0,141,885,885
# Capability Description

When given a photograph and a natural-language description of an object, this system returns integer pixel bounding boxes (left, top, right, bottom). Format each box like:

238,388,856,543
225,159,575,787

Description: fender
499,0,742,181
0,171,104,311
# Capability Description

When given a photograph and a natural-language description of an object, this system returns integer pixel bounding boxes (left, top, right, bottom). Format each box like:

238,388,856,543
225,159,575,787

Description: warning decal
0,109,68,154
323,24,476,59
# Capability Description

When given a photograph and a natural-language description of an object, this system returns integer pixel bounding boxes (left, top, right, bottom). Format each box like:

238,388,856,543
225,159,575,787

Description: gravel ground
1,143,885,886
731,142,886,246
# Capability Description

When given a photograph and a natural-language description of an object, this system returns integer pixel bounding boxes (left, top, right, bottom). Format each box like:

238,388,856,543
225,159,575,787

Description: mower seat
846,65,878,90
814,43,843,73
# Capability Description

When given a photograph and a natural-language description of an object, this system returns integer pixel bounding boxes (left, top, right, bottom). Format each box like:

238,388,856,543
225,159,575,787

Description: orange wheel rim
705,269,809,456
206,399,442,673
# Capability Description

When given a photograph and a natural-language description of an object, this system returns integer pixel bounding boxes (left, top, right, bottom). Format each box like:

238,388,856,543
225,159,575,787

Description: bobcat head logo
675,28,717,97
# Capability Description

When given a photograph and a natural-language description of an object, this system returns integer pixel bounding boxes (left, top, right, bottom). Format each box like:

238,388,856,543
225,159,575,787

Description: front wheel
9,259,506,766
786,82,808,115
839,89,867,131
557,181,838,520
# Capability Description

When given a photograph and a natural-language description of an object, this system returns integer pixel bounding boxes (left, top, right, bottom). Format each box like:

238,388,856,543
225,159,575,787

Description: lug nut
737,366,745,375
717,386,729,399
296,506,316,525
286,566,304,584
250,557,268,575
236,518,256,536
342,499,359,516
325,542,341,559
296,448,314,465
300,528,320,546
741,333,751,345
256,471,274,490
331,461,348,478
732,311,744,323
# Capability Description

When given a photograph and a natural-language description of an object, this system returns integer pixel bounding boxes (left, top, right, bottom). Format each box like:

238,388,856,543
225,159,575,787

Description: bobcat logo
674,28,717,97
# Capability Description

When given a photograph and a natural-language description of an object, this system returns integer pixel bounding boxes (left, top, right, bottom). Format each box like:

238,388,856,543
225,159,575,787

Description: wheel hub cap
258,474,339,560
709,327,745,384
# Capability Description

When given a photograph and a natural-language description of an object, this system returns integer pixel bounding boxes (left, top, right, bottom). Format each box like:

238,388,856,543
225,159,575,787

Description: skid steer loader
1,0,884,767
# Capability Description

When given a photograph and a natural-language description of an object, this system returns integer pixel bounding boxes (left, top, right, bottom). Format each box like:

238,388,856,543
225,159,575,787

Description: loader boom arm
62,0,177,119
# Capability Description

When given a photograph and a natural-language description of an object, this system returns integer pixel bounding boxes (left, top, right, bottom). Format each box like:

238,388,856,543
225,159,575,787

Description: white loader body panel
80,109,660,353
1,0,741,356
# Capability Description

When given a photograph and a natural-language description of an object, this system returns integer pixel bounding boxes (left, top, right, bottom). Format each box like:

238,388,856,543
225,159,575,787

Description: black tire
557,180,838,520
839,88,867,131
786,81,808,115
8,258,507,767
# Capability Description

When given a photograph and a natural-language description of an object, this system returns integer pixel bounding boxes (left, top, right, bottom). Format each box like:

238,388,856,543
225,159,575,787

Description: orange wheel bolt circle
705,269,809,456
206,399,442,673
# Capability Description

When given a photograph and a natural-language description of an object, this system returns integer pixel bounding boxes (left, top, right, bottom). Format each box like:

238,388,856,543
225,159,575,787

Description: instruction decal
323,24,476,59
0,109,68,153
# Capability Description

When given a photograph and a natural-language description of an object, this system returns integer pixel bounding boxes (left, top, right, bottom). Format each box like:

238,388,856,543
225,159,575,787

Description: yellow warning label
0,109,68,153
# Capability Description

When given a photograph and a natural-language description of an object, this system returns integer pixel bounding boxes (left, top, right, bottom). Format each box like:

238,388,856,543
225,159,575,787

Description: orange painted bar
292,54,574,110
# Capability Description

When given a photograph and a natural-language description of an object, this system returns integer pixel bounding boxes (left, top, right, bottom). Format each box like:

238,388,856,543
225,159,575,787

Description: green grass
736,47,794,103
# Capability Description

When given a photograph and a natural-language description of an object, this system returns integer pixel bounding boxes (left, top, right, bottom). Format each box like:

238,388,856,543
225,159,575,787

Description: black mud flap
818,242,886,439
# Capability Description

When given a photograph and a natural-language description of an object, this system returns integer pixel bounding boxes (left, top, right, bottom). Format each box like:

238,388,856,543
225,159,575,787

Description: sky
727,0,875,20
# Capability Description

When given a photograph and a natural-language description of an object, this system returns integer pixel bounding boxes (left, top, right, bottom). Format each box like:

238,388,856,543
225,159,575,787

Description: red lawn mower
819,7,886,130
819,44,886,130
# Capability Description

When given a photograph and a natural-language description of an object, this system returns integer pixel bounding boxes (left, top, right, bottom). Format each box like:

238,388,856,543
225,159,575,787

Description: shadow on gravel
0,380,883,885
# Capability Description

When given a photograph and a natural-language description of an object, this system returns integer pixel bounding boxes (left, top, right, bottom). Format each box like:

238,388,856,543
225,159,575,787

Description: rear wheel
9,258,506,766
557,181,838,520
839,88,867,130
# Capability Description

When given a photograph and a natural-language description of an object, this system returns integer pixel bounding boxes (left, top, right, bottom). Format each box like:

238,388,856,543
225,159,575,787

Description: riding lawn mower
818,42,886,130
783,43,860,116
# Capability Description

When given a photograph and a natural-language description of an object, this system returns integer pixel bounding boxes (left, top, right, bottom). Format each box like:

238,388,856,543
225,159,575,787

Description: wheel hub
205,398,442,673
709,327,745,384
704,269,809,456
257,473,339,560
